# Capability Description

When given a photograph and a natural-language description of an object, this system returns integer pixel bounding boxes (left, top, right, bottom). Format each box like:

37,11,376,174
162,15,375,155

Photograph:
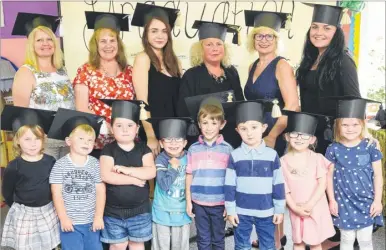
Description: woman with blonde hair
243,10,299,249
177,20,244,148
73,11,135,158
11,12,75,160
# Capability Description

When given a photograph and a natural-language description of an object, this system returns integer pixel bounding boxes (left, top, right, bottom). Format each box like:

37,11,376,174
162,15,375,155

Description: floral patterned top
73,63,136,149
25,64,75,111
24,64,75,148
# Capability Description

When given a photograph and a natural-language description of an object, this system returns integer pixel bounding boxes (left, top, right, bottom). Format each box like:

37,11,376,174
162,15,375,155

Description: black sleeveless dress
139,64,181,141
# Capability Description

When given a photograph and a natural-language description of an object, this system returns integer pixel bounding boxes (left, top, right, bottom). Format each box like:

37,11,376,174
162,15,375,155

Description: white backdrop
60,1,332,86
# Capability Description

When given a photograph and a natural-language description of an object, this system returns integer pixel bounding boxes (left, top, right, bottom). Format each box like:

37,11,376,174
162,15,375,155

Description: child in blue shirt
150,117,192,250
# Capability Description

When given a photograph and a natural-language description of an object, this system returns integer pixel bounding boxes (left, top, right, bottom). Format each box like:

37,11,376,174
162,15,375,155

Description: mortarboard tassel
340,9,351,25
271,99,282,118
139,102,148,120
232,28,241,46
227,92,233,102
285,14,292,31
187,121,199,136
57,16,64,37
175,11,182,27
99,120,110,135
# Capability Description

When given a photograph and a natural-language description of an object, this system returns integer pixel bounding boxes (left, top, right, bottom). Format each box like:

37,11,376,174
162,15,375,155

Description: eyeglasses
289,132,311,140
254,34,275,41
162,138,184,143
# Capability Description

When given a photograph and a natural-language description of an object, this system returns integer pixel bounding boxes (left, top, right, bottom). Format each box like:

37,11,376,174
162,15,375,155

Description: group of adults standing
10,2,361,249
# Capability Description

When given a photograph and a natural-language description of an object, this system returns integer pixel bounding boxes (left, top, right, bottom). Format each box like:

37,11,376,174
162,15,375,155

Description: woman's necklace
208,68,227,84
286,151,310,177
102,65,119,78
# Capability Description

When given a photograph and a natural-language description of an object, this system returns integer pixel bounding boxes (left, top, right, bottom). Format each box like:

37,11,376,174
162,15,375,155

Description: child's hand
294,206,311,217
92,217,104,232
370,200,383,218
169,158,180,169
132,178,146,187
186,201,195,218
302,203,314,213
114,165,131,176
329,200,339,217
227,215,239,227
223,209,227,221
273,214,284,224
60,216,74,232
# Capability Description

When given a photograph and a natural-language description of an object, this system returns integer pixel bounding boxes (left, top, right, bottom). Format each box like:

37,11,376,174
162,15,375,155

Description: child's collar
241,140,266,154
198,134,224,146
164,150,187,159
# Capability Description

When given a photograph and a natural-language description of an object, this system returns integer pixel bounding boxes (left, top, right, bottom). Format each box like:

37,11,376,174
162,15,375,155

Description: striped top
49,155,102,225
186,135,233,206
225,141,285,217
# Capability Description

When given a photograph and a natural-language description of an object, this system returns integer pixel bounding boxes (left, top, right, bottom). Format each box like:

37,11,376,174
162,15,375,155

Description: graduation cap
47,108,103,140
284,111,333,136
85,11,130,32
12,12,60,37
304,3,348,26
244,10,292,32
147,117,194,139
323,96,382,119
222,100,266,124
131,3,180,28
99,99,149,123
192,21,241,45
1,105,55,134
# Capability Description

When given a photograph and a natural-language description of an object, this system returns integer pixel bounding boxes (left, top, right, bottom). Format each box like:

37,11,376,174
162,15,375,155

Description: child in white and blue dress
325,97,384,250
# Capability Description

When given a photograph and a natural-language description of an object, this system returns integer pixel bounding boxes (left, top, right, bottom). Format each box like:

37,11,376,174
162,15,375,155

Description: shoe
252,235,287,249
251,240,259,248
225,227,234,237
306,245,310,250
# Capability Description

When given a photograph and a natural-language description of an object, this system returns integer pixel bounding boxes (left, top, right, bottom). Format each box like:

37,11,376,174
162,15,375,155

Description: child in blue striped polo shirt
224,101,286,250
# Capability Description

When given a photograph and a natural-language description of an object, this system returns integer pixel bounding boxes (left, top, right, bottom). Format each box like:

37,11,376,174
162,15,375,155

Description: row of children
0,91,383,250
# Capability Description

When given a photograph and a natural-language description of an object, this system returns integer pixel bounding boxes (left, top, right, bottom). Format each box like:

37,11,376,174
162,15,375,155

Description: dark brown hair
142,18,180,78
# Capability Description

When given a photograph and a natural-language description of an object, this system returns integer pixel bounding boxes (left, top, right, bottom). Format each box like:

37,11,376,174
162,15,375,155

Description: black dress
299,52,361,154
177,64,245,148
139,64,181,141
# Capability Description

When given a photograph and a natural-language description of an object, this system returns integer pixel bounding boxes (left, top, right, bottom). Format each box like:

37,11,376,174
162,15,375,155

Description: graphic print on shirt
167,165,187,199
63,169,95,201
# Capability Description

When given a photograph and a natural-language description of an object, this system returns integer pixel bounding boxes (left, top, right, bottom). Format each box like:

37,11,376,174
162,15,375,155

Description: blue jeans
60,223,102,250
192,202,226,250
100,213,152,244
234,215,275,250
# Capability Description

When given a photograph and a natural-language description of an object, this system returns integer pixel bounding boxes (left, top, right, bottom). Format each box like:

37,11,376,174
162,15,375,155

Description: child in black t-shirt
99,100,156,250
1,106,60,250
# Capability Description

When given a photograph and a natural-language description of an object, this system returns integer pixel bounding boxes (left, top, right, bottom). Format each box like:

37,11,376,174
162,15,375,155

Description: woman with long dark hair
296,4,360,155
132,3,181,158
296,4,361,249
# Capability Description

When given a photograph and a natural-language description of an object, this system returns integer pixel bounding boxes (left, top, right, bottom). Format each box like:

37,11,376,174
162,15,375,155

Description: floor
1,206,385,249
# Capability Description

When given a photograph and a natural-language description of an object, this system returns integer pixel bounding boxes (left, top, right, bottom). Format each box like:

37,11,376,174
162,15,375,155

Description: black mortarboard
284,111,332,136
1,105,55,134
147,117,194,139
304,3,344,26
184,91,234,121
323,96,381,119
99,99,149,123
131,3,179,28
85,11,130,32
47,108,103,140
12,12,60,37
192,21,241,45
244,10,290,32
222,100,266,124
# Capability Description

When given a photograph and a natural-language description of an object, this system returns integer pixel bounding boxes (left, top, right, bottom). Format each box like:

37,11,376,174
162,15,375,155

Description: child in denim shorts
99,100,156,250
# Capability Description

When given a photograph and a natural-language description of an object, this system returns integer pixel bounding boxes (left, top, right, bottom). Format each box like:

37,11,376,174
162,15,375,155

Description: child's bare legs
275,223,284,248
294,242,306,250
128,241,145,250
310,244,322,250
109,242,128,250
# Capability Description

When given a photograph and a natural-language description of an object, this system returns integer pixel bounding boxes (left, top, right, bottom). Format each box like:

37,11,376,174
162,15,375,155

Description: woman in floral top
12,13,75,160
73,12,135,156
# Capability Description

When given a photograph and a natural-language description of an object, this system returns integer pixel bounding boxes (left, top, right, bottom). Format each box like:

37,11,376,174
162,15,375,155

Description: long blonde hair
13,125,45,157
24,26,64,71
190,40,232,68
333,118,367,143
88,28,127,71
246,26,280,54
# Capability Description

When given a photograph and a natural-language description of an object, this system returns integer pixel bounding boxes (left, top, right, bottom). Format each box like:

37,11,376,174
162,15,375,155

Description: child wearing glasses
148,117,192,250
281,111,335,250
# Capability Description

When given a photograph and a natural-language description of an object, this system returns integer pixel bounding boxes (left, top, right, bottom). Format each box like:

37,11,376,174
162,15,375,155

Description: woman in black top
132,4,182,157
177,21,244,148
296,4,361,155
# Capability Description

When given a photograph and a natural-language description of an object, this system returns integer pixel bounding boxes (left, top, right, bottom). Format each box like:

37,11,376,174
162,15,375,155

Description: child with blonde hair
1,106,60,250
